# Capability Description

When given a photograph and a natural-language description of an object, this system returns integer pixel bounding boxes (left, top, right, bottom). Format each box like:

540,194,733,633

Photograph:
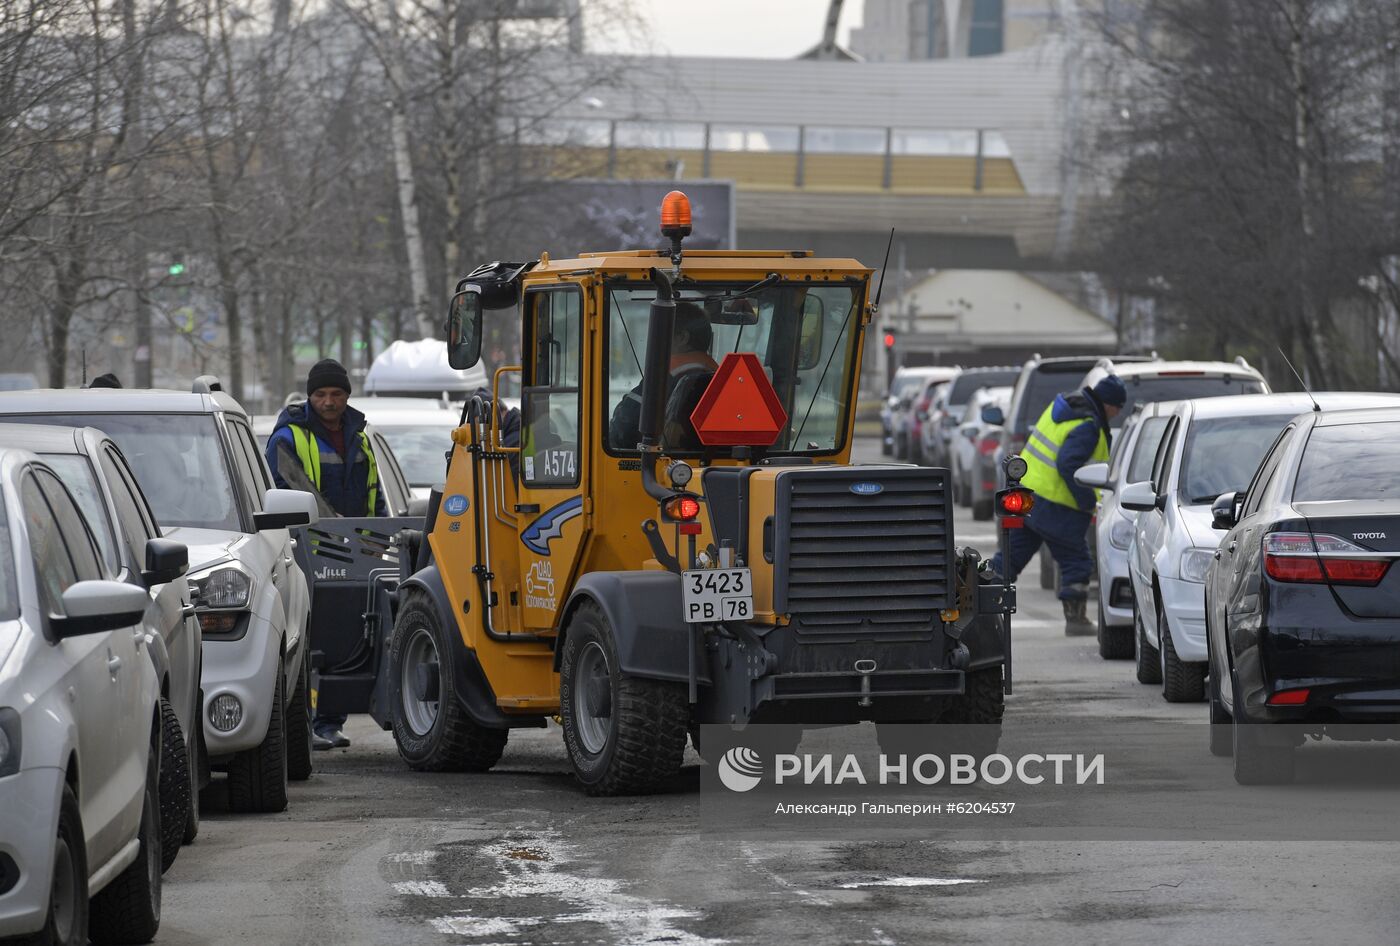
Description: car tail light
1263,532,1391,587
977,433,999,456
1267,688,1310,706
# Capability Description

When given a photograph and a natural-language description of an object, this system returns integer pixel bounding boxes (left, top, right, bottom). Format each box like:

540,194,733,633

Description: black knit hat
307,358,351,396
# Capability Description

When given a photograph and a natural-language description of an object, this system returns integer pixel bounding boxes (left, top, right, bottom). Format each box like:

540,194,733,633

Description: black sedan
1206,406,1400,784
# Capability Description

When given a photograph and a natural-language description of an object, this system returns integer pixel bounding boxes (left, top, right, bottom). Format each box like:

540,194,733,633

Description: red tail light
1267,688,1310,706
1263,532,1391,587
977,434,999,456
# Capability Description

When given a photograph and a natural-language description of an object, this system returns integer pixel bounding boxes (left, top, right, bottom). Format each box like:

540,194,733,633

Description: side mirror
51,580,150,638
981,405,1005,426
445,287,483,370
1074,462,1112,491
1119,481,1162,513
255,488,319,531
143,538,188,586
1212,491,1240,530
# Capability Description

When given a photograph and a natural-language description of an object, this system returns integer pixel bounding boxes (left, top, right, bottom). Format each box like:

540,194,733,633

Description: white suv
0,448,164,944
0,381,319,813
1119,393,1400,701
1080,357,1269,426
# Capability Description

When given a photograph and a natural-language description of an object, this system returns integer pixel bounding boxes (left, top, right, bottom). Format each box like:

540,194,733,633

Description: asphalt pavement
159,439,1400,946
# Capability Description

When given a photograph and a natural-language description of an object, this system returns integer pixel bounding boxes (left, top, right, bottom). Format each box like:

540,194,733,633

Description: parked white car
1073,401,1176,660
357,398,462,501
1119,393,1400,702
951,386,1010,516
1080,356,1269,426
0,381,319,813
0,423,202,870
0,448,164,944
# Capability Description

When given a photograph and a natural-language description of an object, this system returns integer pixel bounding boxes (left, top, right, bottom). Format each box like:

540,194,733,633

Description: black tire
559,601,687,796
1159,601,1206,702
89,744,161,945
286,654,314,782
894,432,907,461
1039,550,1056,590
972,497,993,521
21,784,88,946
928,666,1005,759
156,699,188,873
1232,718,1295,785
1208,668,1232,758
1134,606,1161,685
910,438,925,465
226,657,289,814
1097,599,1134,660
389,591,508,772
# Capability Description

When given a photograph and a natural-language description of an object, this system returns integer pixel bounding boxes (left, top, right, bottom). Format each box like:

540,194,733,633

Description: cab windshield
605,281,864,454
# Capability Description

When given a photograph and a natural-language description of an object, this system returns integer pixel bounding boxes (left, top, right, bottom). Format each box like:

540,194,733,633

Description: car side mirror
255,488,320,531
1212,491,1240,530
143,538,188,586
51,580,150,638
981,405,1005,426
1074,462,1111,491
445,287,483,369
1119,480,1161,513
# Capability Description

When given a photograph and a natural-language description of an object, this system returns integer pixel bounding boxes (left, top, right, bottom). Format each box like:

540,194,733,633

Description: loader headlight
190,565,252,610
1180,548,1215,584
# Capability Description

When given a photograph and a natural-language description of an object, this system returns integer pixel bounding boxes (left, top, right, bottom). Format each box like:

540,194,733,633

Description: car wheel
156,698,188,873
894,432,907,461
1159,601,1206,702
1232,716,1295,785
972,497,993,521
285,654,314,782
389,590,508,772
559,601,687,796
227,656,289,814
89,742,161,945
28,784,88,946
910,438,925,465
183,709,201,846
1208,666,1232,758
1097,598,1133,660
925,666,1005,759
1134,606,1161,685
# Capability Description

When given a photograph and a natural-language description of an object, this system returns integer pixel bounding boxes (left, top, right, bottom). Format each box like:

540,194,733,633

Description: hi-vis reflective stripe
288,425,379,515
1023,428,1059,467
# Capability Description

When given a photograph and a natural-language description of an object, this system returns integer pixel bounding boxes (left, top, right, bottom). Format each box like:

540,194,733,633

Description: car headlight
0,708,20,778
1180,547,1215,584
1109,514,1135,550
190,566,252,609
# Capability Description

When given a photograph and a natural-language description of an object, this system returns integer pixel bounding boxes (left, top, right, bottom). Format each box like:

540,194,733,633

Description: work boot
1063,596,1095,636
312,732,335,752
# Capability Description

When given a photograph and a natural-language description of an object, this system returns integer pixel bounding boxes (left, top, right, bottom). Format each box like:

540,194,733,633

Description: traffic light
168,262,185,276
883,329,897,349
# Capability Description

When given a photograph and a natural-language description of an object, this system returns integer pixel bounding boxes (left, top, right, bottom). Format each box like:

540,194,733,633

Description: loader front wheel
389,591,508,772
560,601,687,796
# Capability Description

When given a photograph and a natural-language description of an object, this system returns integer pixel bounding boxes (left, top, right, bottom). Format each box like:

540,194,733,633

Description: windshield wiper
700,272,780,305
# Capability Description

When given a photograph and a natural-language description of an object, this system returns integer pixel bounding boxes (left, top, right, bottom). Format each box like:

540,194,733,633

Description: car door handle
1228,542,1238,553
107,655,122,674
182,603,197,618
282,555,294,566
1213,549,1222,560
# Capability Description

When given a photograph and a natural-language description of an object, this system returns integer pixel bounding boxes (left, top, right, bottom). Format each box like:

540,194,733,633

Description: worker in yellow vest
987,374,1126,634
266,358,385,750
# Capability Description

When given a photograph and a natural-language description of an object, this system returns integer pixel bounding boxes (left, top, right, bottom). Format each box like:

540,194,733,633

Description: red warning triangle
690,352,788,447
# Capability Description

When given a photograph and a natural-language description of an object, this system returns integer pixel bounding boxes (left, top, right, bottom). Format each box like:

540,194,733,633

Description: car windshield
0,496,16,620
947,369,1020,406
1294,422,1400,501
606,281,863,454
40,453,118,569
1178,414,1294,504
375,424,453,488
2,413,240,531
889,373,927,400
1116,375,1265,426
1014,367,1092,432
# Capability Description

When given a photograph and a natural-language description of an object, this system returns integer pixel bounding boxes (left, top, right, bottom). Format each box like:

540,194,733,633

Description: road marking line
838,877,984,889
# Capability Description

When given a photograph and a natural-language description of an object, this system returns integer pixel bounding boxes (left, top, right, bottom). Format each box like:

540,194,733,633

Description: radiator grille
773,468,955,636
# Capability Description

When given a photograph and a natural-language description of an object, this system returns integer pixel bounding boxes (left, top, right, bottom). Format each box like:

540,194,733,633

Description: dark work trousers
986,496,1094,600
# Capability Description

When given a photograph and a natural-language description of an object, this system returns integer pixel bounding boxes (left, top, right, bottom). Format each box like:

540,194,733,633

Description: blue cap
1091,374,1127,408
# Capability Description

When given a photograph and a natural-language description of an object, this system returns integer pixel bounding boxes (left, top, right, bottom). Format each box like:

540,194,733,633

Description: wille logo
315,566,347,580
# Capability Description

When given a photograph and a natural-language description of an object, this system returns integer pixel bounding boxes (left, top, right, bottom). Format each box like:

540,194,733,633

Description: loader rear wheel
390,592,508,773
560,601,687,796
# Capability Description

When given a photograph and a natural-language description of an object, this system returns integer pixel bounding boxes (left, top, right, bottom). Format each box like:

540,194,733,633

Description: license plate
681,567,754,623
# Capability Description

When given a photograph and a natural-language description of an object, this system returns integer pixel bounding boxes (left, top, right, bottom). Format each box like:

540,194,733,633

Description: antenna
873,228,895,311
1276,346,1321,412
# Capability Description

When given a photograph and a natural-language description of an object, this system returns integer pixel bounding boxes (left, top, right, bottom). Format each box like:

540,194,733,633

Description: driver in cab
609,302,718,452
